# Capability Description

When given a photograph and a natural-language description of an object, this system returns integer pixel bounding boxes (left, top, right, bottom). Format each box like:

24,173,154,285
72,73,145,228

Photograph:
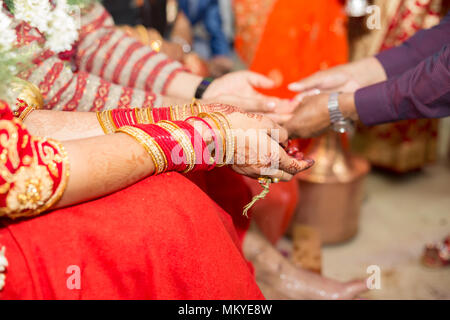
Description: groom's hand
203,71,297,114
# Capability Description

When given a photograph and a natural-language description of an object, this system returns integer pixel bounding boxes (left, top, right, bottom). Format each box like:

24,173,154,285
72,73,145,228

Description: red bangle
130,108,138,124
124,109,132,125
174,121,211,172
185,116,218,170
111,109,124,127
152,107,174,123
132,123,188,172
152,108,161,122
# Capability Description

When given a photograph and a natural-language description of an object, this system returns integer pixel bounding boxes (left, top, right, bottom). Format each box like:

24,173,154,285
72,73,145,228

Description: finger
264,113,293,125
264,169,293,182
245,71,276,89
288,74,323,92
269,126,288,145
277,145,314,175
293,89,322,102
262,119,289,144
273,99,297,114
224,96,277,113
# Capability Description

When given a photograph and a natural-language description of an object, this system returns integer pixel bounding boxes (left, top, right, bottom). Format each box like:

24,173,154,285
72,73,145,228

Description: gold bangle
198,112,226,166
134,108,143,124
184,104,190,119
146,107,155,124
207,113,231,166
156,120,196,173
172,105,179,121
116,126,167,174
212,112,234,165
19,106,36,121
96,110,116,134
107,110,118,132
96,111,108,133
191,99,203,115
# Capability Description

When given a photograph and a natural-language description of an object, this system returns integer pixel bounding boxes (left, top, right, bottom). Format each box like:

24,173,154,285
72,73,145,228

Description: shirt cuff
355,82,396,126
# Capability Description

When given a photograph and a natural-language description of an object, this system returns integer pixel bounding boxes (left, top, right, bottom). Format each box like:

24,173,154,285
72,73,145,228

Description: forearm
164,71,203,99
55,133,155,208
346,57,387,87
24,105,217,141
24,110,104,141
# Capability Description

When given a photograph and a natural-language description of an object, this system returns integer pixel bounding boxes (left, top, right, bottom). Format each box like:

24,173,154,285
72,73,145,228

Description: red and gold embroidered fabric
0,100,69,219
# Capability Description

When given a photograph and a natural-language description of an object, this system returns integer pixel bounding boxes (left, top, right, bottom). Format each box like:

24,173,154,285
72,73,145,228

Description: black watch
194,77,214,99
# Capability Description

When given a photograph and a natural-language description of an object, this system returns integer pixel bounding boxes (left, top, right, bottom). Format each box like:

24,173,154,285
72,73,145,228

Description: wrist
194,77,215,99
338,92,359,121
350,57,387,87
165,71,203,99
186,118,215,147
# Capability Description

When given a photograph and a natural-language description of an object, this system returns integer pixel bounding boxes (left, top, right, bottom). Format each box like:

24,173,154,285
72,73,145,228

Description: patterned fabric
0,100,69,219
233,0,276,66
350,0,443,60
14,3,186,111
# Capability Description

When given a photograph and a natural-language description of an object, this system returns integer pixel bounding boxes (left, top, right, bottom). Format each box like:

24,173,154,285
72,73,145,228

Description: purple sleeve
355,45,450,126
376,12,450,78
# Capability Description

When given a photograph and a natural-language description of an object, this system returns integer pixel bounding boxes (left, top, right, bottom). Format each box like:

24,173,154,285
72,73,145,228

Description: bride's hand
203,104,314,181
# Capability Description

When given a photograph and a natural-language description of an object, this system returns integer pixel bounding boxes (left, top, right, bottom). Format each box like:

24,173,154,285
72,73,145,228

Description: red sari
0,171,263,299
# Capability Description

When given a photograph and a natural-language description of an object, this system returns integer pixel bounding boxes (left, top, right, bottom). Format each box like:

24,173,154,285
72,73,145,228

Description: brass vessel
292,130,370,244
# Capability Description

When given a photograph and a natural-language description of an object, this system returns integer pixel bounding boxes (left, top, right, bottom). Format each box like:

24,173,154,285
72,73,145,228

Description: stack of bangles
98,106,234,174
96,102,205,134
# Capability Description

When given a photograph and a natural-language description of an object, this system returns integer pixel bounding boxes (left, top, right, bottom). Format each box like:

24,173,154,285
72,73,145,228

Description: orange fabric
248,0,348,98
234,0,349,242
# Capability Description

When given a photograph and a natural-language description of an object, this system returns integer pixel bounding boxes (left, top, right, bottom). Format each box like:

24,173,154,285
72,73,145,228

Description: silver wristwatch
328,92,350,133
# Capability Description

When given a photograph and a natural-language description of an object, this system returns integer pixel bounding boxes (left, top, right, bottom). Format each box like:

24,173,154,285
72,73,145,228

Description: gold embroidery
5,164,54,213
0,118,70,218
0,120,21,170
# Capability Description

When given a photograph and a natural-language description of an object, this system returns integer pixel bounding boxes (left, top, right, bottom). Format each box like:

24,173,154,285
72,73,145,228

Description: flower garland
0,1,32,98
2,0,95,54
0,0,93,99
0,1,16,52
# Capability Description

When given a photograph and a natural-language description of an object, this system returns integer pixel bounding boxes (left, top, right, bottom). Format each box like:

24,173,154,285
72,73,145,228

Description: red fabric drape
0,171,263,299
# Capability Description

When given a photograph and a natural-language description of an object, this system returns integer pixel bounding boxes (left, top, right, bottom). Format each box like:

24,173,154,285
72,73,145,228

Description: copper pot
292,130,370,244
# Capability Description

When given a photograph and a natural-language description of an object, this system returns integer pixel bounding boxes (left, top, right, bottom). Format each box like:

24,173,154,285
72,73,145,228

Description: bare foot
244,229,368,300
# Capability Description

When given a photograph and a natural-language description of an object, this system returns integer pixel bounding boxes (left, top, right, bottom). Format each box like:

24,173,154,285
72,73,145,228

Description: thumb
245,71,276,89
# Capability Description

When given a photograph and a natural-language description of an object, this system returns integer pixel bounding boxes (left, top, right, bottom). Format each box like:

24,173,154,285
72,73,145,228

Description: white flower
45,0,79,53
0,2,17,52
13,0,52,33
12,0,80,53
